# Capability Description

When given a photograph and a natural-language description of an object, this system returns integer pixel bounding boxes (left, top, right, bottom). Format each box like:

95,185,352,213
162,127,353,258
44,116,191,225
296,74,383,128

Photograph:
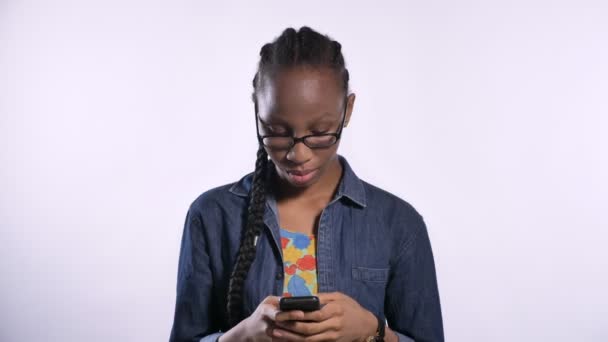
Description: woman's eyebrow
261,113,338,126
312,114,339,123
258,117,285,126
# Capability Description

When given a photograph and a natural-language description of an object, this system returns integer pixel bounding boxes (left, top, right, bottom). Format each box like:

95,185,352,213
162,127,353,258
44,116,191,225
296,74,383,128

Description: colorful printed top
280,228,318,297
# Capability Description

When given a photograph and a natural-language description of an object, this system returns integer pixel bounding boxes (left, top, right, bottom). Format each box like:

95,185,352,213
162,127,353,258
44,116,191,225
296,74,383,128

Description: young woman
169,26,444,342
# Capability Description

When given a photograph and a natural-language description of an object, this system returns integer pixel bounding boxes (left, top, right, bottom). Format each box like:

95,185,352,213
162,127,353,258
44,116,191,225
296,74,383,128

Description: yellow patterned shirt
280,228,318,297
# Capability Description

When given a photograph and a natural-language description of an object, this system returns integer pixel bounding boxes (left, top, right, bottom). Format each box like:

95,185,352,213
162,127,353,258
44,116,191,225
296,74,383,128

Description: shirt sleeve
169,207,221,342
198,332,223,342
394,331,415,342
384,213,445,342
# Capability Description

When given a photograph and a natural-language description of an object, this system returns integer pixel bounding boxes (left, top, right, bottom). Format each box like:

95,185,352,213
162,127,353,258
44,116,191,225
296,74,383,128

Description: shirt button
276,272,283,280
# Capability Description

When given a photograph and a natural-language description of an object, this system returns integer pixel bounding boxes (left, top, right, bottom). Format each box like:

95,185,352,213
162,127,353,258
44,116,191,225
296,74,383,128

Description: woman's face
255,66,355,190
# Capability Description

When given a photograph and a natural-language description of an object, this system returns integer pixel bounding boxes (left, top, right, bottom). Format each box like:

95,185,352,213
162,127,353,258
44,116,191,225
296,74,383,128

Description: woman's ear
344,93,356,127
251,93,258,114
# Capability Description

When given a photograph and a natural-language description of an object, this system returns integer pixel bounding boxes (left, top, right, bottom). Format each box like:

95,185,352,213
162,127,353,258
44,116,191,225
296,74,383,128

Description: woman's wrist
217,318,250,342
360,309,380,341
361,310,398,342
384,326,399,342
363,310,388,341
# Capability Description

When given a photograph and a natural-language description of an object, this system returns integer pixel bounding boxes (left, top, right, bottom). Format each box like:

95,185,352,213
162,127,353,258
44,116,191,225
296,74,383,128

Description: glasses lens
304,135,337,148
262,135,338,149
262,136,293,149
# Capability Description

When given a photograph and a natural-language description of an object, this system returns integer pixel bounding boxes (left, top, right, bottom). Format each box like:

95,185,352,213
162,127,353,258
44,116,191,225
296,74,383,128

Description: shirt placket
316,204,335,293
263,192,285,296
263,190,339,296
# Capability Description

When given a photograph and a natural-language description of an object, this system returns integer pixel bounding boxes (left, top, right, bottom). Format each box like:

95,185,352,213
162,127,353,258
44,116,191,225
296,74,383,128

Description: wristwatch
365,315,385,342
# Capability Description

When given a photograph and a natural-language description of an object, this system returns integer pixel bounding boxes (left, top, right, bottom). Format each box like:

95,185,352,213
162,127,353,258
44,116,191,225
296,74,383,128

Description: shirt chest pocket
349,266,389,316
351,266,389,283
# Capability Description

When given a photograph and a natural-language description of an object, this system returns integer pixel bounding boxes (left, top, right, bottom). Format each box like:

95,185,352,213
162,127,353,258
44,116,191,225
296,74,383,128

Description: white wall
1,1,607,341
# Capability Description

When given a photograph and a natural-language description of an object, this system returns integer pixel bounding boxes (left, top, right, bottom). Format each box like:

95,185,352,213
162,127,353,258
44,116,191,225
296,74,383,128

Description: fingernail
273,329,282,337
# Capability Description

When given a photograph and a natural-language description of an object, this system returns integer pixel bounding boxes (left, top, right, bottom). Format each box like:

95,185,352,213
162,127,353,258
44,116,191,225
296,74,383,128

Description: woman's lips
285,168,318,185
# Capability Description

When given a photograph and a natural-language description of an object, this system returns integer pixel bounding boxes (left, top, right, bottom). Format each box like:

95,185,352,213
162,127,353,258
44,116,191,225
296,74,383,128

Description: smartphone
279,295,320,312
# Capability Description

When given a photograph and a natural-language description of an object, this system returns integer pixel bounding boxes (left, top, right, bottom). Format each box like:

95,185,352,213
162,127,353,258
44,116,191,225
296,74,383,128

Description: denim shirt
169,155,444,342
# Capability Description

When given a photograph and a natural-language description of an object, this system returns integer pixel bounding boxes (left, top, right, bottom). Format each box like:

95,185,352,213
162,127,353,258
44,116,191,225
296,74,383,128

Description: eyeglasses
255,97,348,150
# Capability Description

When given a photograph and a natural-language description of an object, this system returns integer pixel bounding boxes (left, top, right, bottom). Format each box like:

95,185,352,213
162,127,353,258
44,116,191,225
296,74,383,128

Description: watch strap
365,314,385,342
376,314,385,341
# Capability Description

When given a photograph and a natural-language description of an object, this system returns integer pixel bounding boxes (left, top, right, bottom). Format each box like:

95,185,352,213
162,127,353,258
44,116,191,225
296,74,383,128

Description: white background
1,1,607,341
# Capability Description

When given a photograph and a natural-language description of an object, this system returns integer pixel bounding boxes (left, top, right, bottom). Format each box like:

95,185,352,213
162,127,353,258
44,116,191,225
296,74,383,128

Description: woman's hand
219,296,283,342
271,292,378,341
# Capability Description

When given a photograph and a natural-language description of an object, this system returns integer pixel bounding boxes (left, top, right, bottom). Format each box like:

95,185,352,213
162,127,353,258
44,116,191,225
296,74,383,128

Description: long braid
226,145,268,326
226,25,351,327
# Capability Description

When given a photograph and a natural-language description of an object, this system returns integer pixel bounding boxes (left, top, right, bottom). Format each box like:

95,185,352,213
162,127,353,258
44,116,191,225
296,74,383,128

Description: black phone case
279,295,320,312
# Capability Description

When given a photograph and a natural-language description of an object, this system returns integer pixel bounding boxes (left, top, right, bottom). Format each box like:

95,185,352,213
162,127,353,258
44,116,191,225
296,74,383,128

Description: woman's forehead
257,67,344,119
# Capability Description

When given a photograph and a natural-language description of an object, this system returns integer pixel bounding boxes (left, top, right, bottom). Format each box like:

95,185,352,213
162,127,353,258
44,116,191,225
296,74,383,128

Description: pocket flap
351,266,389,282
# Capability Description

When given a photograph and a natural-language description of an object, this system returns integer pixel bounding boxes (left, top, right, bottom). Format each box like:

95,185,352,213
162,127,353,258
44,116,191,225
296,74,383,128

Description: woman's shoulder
359,178,424,221
338,154,422,221
358,179,429,253
187,171,254,215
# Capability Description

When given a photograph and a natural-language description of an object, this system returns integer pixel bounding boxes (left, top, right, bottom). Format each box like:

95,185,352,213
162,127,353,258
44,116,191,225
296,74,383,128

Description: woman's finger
298,301,342,322
262,296,281,306
261,304,280,321
272,326,340,342
275,316,340,336
316,292,343,305
275,309,305,322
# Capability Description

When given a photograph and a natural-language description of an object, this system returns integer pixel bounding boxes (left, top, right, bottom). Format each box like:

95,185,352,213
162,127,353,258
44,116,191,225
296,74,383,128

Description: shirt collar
228,154,367,208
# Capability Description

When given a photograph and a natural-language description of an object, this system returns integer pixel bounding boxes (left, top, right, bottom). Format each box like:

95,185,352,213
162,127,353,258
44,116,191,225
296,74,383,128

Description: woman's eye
263,126,286,134
311,130,329,135
268,129,288,135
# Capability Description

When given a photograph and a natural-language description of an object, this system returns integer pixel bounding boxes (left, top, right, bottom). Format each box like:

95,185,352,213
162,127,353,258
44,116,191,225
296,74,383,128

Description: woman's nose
285,139,312,164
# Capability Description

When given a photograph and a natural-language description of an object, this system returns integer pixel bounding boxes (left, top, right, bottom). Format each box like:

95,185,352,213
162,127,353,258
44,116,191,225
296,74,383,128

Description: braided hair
226,26,351,327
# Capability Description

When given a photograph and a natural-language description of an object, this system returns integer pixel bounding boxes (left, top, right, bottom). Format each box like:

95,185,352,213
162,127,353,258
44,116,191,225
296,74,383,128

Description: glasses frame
255,96,348,150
